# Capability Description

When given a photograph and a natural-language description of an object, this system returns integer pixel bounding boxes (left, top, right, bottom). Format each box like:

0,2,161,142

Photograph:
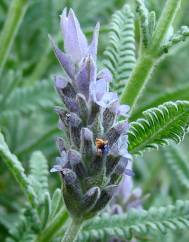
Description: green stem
0,0,28,77
151,0,182,51
61,218,83,242
35,209,68,242
121,53,156,113
120,0,182,111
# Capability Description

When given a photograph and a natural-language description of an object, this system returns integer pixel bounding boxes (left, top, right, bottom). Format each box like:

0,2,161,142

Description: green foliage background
1,0,189,241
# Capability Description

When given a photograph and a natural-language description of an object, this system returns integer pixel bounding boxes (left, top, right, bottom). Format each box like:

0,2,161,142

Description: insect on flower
95,138,109,155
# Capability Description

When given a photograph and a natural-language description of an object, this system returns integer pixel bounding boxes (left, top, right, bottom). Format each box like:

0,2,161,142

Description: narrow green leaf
49,188,62,220
41,192,51,228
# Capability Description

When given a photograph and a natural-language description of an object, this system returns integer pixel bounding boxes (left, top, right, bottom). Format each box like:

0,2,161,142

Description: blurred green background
1,0,189,241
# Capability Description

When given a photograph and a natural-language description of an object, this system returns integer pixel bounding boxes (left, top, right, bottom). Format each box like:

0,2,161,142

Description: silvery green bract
49,8,132,219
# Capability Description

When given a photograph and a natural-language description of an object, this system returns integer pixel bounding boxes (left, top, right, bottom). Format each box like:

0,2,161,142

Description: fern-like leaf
78,200,189,241
136,0,156,47
29,151,49,203
128,101,189,155
0,132,37,208
6,207,40,242
103,4,136,94
1,81,57,118
162,26,189,54
164,145,189,189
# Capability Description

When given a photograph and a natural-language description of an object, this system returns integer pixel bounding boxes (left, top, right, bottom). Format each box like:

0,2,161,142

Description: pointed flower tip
60,7,68,18
50,167,56,173
93,22,100,35
54,75,68,89
50,165,62,173
97,68,112,83
125,169,135,177
84,54,95,63
68,8,76,17
53,106,63,114
96,22,100,29
60,7,88,63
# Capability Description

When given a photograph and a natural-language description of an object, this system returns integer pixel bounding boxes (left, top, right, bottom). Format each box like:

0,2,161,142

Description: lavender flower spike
50,8,131,219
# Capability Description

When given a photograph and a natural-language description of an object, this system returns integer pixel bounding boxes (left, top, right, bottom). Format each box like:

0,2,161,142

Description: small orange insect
95,138,109,155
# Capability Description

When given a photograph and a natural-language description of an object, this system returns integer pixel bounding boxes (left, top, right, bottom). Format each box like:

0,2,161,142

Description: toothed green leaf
129,101,189,155
0,132,37,208
103,4,136,94
78,200,189,241
29,151,49,203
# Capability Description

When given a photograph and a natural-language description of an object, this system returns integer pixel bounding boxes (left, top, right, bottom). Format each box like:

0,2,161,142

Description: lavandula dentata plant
49,8,132,242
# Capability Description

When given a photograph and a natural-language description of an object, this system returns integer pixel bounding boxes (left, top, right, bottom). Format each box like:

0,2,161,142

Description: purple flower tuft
50,8,131,219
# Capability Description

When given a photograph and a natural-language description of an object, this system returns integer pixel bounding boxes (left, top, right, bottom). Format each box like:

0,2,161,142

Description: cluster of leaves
1,0,189,242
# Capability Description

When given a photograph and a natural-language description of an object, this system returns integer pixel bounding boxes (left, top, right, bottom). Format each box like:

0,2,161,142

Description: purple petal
66,113,81,127
80,128,94,164
117,104,130,117
108,99,119,114
109,143,120,156
68,149,81,163
56,153,68,165
54,76,78,112
60,8,88,62
94,79,108,101
97,92,118,108
103,107,116,131
55,137,66,153
58,119,64,130
125,169,135,176
106,120,129,147
76,56,96,100
110,204,123,214
114,157,128,175
117,174,133,200
97,68,112,83
81,127,93,141
49,35,75,79
108,102,130,117
55,75,68,89
50,165,63,173
88,22,100,62
117,134,132,159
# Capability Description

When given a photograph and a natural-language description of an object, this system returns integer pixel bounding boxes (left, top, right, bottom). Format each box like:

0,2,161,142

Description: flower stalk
151,0,181,51
121,0,182,114
61,219,83,242
0,0,29,77
120,53,155,112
